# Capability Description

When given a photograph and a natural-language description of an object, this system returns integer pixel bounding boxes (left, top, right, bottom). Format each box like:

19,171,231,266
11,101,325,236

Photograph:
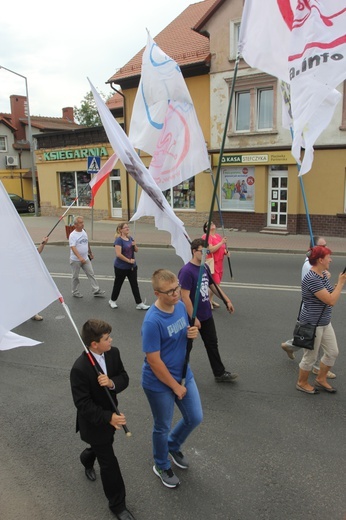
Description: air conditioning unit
6,155,19,167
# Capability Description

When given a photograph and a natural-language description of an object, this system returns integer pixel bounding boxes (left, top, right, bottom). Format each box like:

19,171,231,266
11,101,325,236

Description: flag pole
289,129,314,245
44,184,91,239
182,53,240,384
62,301,132,437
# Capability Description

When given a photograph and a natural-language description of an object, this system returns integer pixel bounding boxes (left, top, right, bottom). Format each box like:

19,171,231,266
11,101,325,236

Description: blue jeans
143,377,203,470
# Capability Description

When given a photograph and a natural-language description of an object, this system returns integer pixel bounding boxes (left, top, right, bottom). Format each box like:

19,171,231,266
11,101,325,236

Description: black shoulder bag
292,302,326,350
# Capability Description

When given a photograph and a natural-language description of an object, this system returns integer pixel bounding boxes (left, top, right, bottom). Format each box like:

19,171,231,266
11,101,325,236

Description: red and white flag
129,33,210,190
239,0,346,175
88,79,191,264
89,153,119,206
0,182,62,350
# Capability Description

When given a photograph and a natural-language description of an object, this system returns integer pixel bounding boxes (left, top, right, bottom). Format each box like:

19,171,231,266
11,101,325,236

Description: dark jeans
111,266,142,304
80,443,126,514
199,316,225,377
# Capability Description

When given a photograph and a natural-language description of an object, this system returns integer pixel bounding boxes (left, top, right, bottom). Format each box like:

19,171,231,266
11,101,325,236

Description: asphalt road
1,247,346,520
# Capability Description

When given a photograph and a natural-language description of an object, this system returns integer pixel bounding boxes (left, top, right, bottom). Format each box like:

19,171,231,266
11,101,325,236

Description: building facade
30,0,346,237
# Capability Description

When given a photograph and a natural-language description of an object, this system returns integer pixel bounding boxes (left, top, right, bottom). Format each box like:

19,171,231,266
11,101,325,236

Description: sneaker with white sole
136,302,150,310
94,290,105,297
73,292,83,298
153,465,180,488
169,450,189,469
109,300,118,309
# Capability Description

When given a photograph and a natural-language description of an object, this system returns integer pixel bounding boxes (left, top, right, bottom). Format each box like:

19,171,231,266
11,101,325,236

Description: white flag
88,80,191,264
239,0,346,175
129,33,210,190
0,331,41,351
0,182,62,350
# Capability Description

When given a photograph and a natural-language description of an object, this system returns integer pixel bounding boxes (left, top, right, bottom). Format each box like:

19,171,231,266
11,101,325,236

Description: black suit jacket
70,347,129,445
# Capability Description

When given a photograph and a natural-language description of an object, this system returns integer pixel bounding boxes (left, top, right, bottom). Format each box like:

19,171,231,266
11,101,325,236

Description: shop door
110,176,122,218
267,169,288,228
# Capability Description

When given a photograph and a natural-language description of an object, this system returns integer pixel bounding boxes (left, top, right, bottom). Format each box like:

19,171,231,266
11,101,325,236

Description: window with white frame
228,75,277,134
0,136,7,152
229,20,241,59
59,171,91,207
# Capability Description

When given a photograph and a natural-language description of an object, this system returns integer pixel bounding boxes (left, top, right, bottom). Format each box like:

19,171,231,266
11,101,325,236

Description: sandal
296,384,319,394
314,381,337,393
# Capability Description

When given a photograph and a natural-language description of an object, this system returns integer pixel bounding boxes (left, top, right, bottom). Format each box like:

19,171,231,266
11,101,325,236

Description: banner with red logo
239,1,346,175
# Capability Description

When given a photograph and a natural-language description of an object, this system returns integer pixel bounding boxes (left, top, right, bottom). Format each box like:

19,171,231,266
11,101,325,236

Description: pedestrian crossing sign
87,156,101,173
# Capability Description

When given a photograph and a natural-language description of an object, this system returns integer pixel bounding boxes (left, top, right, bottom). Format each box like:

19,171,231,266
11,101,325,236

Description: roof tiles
108,0,221,84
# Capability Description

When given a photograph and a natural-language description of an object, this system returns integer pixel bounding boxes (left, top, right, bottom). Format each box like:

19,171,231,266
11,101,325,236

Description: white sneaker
136,302,150,310
94,290,105,297
109,300,118,309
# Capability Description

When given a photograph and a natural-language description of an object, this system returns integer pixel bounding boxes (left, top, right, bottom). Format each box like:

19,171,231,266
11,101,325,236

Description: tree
74,90,112,126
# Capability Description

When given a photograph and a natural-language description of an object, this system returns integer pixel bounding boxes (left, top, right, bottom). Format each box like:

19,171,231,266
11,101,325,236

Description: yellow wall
296,149,346,215
0,171,34,200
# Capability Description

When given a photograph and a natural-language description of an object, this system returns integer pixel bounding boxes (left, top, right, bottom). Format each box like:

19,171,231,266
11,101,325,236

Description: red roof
106,91,124,111
107,0,222,84
26,116,81,131
0,115,17,132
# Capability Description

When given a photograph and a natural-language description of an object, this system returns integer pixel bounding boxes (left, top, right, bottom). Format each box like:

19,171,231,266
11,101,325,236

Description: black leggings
111,266,142,304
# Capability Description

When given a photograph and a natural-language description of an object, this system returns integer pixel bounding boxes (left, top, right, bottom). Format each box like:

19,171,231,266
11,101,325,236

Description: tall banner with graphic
239,1,346,175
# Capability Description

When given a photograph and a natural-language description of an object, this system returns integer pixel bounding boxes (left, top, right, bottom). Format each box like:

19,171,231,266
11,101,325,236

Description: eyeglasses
156,284,181,296
196,249,204,253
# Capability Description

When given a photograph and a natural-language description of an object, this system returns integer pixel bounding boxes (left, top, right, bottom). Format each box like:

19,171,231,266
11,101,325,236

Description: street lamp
0,65,39,216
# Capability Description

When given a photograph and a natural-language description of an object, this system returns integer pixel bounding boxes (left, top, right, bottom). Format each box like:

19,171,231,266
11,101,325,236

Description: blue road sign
87,156,101,173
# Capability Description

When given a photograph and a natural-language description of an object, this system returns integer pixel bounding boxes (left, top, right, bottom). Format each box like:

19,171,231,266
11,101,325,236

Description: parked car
9,193,35,213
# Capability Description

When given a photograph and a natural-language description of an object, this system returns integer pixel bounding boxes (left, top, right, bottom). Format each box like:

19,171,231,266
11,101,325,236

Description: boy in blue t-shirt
141,269,202,489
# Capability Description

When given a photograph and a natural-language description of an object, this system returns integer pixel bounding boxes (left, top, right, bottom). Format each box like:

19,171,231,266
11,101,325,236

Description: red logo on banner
277,0,346,60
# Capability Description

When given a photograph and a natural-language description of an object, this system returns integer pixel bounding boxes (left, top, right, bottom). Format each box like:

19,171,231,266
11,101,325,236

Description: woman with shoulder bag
296,245,346,394
109,222,150,311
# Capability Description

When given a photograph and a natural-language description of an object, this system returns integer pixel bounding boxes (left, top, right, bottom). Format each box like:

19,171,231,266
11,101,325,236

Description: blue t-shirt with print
141,300,192,391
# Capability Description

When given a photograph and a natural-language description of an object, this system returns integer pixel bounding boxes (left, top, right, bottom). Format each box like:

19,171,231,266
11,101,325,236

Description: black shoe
215,371,239,383
85,467,96,481
113,508,136,520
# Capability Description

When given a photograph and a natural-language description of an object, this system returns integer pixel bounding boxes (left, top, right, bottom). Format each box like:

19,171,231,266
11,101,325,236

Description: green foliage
74,90,112,127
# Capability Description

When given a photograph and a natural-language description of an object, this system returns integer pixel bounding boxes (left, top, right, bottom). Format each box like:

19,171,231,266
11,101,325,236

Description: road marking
50,273,302,292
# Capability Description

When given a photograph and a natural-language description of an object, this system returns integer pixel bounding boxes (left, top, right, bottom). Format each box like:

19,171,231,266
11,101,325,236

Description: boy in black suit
70,319,135,520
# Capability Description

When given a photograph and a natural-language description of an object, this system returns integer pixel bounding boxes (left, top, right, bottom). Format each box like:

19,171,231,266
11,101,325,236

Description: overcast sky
0,0,196,118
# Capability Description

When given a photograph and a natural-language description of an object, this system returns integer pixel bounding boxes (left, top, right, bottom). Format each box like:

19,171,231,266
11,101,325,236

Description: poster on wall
221,166,255,211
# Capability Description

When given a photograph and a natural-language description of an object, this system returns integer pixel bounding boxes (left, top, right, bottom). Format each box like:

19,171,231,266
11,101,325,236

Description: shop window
60,171,91,207
0,136,7,152
163,177,195,210
228,75,277,134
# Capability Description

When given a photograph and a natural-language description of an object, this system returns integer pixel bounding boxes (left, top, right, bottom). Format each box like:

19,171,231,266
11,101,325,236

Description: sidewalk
21,215,346,255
